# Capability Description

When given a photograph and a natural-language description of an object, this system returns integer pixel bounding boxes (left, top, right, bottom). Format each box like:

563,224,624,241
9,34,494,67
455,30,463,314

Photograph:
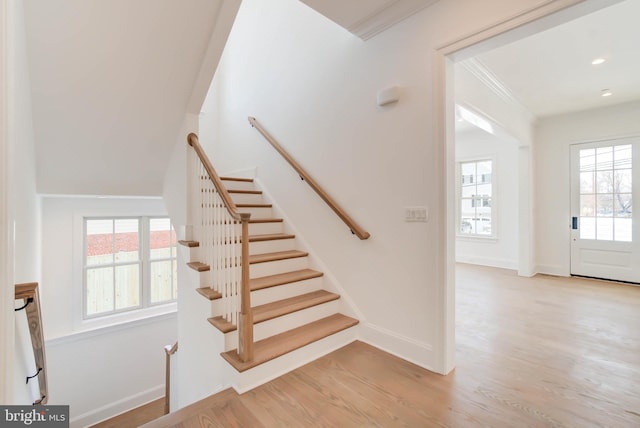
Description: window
459,160,494,236
84,217,177,318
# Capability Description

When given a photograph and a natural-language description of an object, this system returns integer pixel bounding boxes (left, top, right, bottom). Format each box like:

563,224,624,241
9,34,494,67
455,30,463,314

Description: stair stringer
252,177,366,323
174,245,228,408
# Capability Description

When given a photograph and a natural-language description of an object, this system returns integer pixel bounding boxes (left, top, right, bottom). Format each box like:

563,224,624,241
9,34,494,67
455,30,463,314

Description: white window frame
456,158,497,239
76,214,177,330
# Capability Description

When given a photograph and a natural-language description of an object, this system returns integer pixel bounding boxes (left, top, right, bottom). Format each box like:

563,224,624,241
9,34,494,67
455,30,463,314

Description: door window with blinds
458,159,494,237
83,217,177,318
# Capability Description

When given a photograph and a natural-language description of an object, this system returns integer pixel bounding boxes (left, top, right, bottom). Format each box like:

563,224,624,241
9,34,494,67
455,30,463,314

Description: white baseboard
358,322,435,373
70,385,164,428
535,264,569,277
455,254,517,270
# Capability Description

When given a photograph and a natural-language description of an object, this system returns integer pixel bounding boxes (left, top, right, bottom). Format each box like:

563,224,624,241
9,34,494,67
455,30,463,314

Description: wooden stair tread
249,218,283,224
220,176,254,182
236,203,272,208
208,316,235,333
249,250,308,264
178,240,199,248
221,314,359,372
228,189,262,195
254,290,339,323
196,287,222,300
208,290,339,333
248,233,294,242
187,262,209,272
251,269,323,291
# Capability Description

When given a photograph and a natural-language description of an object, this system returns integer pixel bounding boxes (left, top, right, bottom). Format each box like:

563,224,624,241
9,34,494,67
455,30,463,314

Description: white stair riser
220,180,256,191
231,327,359,393
250,277,324,306
253,300,341,342
229,193,264,205
238,206,272,218
209,277,324,313
249,239,295,254
250,257,308,279
248,222,283,235
221,300,342,351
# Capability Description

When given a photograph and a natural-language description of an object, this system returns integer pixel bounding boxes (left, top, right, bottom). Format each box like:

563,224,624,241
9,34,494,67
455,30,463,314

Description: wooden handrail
14,282,48,405
248,117,370,240
164,342,178,414
187,133,242,221
187,133,253,363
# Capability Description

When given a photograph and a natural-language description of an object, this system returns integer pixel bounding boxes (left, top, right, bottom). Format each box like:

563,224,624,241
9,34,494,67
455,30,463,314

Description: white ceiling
466,0,640,119
24,0,238,196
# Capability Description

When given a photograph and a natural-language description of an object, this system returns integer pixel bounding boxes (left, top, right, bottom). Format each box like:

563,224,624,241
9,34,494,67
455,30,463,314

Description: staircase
179,175,359,386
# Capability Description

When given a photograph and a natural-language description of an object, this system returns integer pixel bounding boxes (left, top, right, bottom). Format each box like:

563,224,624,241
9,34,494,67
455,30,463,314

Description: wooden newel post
238,213,254,362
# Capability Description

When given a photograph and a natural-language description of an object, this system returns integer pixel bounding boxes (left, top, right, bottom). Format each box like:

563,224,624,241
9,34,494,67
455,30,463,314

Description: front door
570,137,639,283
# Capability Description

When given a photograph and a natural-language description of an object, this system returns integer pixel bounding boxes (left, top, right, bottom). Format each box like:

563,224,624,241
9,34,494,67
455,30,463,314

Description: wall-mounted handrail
164,342,178,414
14,282,48,405
187,133,253,363
248,117,370,240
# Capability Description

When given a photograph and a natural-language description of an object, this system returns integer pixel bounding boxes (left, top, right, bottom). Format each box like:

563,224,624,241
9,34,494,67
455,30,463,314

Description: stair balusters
188,133,253,362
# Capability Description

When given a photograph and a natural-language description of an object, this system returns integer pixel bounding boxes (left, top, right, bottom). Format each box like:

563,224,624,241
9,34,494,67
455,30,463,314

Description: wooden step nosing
249,250,308,264
228,189,262,195
220,177,254,182
250,269,324,291
236,203,273,208
178,240,199,248
187,262,210,272
221,314,359,372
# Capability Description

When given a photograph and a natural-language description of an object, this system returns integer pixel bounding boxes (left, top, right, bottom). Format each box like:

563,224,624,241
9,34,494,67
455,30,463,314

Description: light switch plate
405,206,428,222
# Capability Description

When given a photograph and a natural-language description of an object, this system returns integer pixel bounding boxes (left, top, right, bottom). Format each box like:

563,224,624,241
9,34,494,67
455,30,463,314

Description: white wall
39,196,177,427
193,0,569,377
534,100,640,275
455,127,519,269
1,0,41,405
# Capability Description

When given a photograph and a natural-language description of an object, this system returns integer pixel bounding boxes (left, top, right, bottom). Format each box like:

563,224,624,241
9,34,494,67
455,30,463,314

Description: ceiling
463,0,640,119
24,0,239,196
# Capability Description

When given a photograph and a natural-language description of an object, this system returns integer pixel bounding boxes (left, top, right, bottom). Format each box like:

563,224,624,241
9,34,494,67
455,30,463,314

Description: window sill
456,234,498,243
46,303,177,347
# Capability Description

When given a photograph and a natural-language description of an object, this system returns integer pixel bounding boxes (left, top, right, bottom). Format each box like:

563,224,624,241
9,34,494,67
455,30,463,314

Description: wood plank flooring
90,398,164,428
133,264,640,427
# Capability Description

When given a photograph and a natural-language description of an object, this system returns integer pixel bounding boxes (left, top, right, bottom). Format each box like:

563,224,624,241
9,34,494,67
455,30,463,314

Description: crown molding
301,0,440,40
460,57,537,125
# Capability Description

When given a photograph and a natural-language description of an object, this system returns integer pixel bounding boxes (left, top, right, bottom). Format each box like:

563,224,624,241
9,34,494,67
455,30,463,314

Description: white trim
359,323,435,371
0,0,14,404
348,0,441,40
455,255,518,271
70,384,165,428
45,311,177,346
434,0,614,376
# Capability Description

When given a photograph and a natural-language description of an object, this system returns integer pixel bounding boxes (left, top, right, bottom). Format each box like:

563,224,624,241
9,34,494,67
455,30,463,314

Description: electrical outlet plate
405,206,428,222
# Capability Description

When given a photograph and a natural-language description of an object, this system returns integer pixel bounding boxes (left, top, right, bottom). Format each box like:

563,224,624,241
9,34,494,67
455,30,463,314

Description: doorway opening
435,0,635,374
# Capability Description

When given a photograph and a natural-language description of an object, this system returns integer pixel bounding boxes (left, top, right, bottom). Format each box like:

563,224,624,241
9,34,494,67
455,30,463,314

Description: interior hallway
127,264,640,427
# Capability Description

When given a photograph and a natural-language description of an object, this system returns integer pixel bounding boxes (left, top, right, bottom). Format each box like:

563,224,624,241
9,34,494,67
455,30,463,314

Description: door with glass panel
570,138,639,283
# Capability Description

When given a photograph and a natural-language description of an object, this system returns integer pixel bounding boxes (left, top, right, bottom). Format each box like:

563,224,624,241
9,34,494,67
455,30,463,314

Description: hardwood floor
133,264,640,427
90,398,165,428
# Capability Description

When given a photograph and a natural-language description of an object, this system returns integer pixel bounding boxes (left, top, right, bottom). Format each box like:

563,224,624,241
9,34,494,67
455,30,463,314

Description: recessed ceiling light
592,58,606,65
601,89,613,97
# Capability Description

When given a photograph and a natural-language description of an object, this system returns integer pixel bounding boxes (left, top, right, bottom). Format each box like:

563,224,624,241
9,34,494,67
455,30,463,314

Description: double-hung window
458,159,494,237
84,217,177,319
